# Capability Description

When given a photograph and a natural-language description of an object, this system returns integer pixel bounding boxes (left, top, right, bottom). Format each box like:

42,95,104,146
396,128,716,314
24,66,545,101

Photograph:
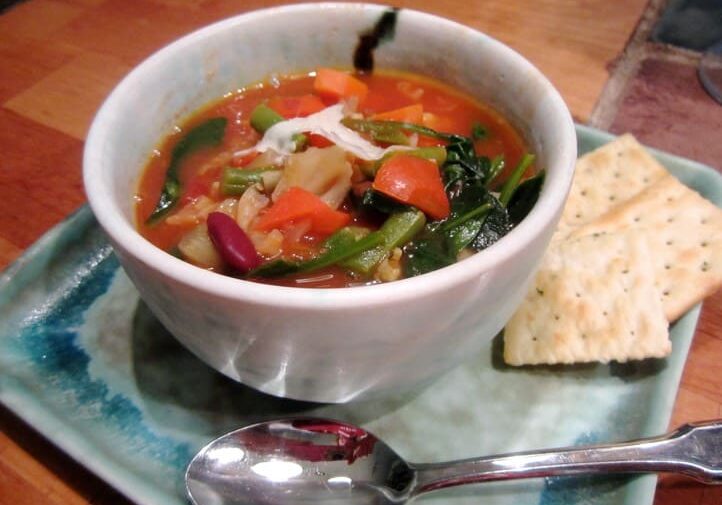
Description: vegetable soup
135,69,541,288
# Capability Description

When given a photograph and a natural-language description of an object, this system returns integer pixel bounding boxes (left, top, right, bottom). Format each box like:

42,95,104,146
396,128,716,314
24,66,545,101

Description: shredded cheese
235,104,408,161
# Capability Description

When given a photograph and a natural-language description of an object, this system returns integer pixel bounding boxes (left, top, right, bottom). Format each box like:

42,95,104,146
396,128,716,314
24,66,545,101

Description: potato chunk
272,146,352,209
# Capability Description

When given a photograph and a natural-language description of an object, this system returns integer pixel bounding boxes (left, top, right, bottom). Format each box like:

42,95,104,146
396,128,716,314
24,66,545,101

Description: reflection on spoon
185,417,722,505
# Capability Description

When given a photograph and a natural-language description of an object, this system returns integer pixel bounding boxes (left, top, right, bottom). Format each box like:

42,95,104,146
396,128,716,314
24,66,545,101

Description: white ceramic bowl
83,3,576,403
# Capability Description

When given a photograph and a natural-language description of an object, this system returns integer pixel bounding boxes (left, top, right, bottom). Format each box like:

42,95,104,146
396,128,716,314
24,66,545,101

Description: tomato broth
135,69,536,288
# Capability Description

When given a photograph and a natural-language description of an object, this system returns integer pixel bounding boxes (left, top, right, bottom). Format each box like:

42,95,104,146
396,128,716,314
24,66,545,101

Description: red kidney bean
206,212,262,273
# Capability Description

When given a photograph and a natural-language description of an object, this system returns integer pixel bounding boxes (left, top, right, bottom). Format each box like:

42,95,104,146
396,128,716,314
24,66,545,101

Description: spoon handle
412,420,722,496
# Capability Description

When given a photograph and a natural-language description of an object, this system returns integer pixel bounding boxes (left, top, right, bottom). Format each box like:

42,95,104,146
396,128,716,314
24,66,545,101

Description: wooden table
1,1,720,504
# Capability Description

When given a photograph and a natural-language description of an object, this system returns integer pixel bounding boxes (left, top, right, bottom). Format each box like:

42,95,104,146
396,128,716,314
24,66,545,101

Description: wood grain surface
1,1,720,504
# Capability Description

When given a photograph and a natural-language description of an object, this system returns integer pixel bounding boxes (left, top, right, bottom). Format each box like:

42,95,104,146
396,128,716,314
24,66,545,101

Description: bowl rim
83,2,577,309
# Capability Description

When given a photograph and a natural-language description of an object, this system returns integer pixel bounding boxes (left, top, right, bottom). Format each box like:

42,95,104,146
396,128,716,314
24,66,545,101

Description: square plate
0,125,719,505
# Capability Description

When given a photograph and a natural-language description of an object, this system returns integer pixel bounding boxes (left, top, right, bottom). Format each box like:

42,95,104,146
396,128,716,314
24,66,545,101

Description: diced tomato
230,150,260,167
180,166,222,205
422,112,455,132
313,68,368,102
307,133,335,148
372,104,424,124
254,187,351,236
372,155,450,220
267,94,326,119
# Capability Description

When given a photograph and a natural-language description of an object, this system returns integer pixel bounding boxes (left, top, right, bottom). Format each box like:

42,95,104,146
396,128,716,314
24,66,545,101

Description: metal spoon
185,417,722,505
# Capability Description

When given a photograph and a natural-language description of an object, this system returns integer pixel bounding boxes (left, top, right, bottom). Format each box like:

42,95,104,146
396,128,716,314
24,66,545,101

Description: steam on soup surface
135,69,540,288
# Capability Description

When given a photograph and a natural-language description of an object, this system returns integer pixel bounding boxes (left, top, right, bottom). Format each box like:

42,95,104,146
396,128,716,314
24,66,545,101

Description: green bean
249,103,307,149
342,209,426,274
221,166,280,195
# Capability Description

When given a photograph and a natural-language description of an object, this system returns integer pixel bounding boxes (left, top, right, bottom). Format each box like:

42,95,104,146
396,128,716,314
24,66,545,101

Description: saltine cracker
570,174,722,322
504,232,670,366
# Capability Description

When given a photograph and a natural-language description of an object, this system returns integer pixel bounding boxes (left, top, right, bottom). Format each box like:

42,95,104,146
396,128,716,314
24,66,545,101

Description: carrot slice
372,104,424,124
313,68,368,102
267,94,326,119
372,155,450,220
254,186,350,236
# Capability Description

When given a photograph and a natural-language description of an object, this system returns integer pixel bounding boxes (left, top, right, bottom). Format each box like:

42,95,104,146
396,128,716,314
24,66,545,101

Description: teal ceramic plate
0,125,719,505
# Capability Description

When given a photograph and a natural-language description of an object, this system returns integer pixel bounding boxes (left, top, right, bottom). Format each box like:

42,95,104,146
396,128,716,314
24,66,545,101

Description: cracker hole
581,190,587,196
622,269,629,274
575,213,582,219
643,177,649,183
701,218,708,225
663,290,670,297
666,240,673,246
536,288,545,296
666,217,674,223
630,330,635,336
701,241,709,247
603,311,608,316
701,261,710,272
554,314,560,321
614,172,620,178
664,264,671,270
633,216,641,222
575,292,582,298
608,195,616,201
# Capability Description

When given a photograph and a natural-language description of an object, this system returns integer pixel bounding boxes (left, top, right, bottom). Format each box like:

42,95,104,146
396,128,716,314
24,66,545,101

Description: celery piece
342,209,426,274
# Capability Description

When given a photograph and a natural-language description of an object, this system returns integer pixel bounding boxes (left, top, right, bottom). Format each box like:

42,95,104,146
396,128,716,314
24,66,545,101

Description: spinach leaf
250,227,382,278
360,188,410,214
146,117,227,224
404,232,455,277
442,134,503,190
442,184,498,255
404,183,511,276
507,170,545,224
470,196,512,250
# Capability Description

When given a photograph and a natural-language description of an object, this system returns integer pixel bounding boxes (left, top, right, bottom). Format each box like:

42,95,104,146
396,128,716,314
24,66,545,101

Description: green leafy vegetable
146,117,227,224
507,170,545,224
499,153,536,207
404,183,511,275
250,227,383,278
404,232,455,277
360,188,410,214
468,196,512,251
484,155,505,189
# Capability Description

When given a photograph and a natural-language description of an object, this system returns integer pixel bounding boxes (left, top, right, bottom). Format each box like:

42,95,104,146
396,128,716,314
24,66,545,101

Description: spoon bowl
186,417,722,505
